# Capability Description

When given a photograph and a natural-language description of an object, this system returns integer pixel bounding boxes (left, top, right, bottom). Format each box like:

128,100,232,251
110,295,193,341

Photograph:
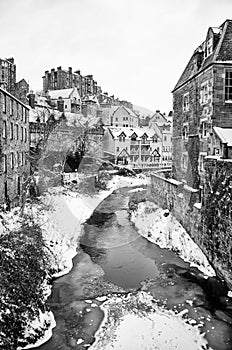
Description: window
21,152,24,166
182,154,188,170
206,38,213,56
3,155,7,173
16,124,19,140
25,110,27,123
10,153,14,169
201,82,208,104
201,122,207,138
17,152,20,166
182,125,189,140
2,93,6,113
183,93,189,112
16,103,19,118
199,154,206,172
25,128,27,142
21,126,23,141
21,106,24,121
3,121,7,138
10,99,13,115
116,147,119,152
225,70,232,102
115,117,118,121
10,122,14,140
164,135,167,141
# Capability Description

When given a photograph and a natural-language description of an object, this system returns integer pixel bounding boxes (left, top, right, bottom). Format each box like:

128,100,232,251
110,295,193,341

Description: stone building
43,67,100,98
0,87,30,208
172,19,232,189
0,57,29,104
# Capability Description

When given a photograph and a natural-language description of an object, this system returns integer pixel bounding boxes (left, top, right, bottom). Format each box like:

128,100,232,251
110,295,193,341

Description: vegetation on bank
0,222,51,350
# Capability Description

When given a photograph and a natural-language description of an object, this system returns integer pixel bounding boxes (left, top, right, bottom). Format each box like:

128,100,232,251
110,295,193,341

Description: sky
1,0,232,113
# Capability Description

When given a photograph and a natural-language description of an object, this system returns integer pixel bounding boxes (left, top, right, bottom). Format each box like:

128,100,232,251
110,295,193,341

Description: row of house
172,19,232,193
0,57,173,208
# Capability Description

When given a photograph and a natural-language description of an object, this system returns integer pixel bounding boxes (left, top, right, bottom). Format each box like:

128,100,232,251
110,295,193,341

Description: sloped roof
48,88,78,100
214,126,232,147
106,126,162,140
173,20,232,92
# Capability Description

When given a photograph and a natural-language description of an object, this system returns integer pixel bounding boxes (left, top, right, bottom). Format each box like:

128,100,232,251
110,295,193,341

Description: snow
90,292,210,350
130,201,215,277
0,174,148,349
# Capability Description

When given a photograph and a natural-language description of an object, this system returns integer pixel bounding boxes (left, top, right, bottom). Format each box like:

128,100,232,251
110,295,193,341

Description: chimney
28,93,35,108
156,110,160,113
69,67,72,73
75,70,81,75
57,66,62,70
57,98,64,112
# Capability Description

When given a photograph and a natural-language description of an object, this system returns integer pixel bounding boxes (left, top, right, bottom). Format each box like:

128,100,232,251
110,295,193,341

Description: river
35,186,232,350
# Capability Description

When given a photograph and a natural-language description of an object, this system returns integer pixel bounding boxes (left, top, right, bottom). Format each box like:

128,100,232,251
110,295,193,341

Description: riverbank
0,174,148,349
90,291,209,350
130,201,216,277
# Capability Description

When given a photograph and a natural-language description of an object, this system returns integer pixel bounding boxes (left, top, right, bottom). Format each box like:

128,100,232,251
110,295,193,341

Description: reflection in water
36,187,232,350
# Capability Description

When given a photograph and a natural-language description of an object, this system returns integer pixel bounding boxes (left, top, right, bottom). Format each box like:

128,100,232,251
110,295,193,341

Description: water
36,187,232,350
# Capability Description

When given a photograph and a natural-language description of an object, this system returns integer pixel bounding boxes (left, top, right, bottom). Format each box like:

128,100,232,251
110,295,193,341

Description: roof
0,87,29,109
106,126,162,140
213,126,232,147
48,88,80,100
173,20,232,92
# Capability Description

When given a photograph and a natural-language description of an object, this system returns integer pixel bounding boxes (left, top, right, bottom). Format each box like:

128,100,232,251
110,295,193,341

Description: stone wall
150,173,201,239
150,162,232,288
200,157,232,287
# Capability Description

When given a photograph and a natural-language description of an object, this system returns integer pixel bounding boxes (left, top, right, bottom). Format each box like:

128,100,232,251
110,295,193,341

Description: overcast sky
1,0,232,113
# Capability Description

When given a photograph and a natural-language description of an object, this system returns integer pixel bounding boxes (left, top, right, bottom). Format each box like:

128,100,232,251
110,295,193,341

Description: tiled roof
173,20,232,92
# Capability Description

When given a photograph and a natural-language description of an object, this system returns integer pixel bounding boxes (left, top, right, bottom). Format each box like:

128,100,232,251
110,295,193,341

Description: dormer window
119,132,126,142
206,38,213,56
131,132,137,141
183,93,189,112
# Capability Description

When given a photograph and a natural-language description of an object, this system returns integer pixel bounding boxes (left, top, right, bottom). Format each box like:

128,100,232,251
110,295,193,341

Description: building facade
149,111,173,168
0,87,30,208
172,19,232,189
103,127,163,169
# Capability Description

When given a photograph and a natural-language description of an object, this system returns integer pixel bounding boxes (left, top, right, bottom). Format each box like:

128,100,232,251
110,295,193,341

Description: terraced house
103,127,163,168
172,19,232,189
0,87,29,208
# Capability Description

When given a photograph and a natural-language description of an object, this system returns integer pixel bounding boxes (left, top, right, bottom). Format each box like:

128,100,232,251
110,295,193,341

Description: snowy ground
0,174,147,349
90,292,210,350
130,201,215,277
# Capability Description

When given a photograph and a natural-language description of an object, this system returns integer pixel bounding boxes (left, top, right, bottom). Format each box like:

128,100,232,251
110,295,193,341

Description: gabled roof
106,126,162,140
118,148,130,157
213,126,232,147
173,20,232,92
48,88,80,100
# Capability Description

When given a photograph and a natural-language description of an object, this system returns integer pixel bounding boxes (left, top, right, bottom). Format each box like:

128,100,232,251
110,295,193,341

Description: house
101,105,139,127
47,87,81,113
0,87,30,208
103,127,163,168
210,126,232,159
149,110,173,168
172,19,232,188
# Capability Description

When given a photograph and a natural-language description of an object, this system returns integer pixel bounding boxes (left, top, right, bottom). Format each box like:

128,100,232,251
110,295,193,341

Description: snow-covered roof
213,127,232,147
48,88,77,100
107,126,162,140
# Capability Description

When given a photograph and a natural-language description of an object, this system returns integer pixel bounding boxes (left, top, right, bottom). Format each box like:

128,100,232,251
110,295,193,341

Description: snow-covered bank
8,174,148,349
90,291,210,350
130,201,215,277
